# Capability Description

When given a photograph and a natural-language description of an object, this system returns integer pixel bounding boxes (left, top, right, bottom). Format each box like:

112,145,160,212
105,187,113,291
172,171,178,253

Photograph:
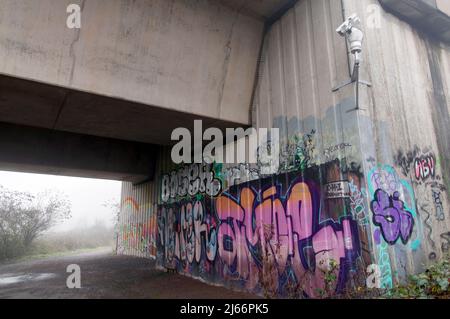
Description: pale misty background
0,170,121,233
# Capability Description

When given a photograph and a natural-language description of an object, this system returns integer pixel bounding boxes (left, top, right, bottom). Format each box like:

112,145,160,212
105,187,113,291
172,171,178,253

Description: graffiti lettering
223,163,260,187
324,143,352,160
157,165,361,298
432,190,445,221
348,181,368,226
367,165,420,288
324,181,350,199
161,163,222,202
414,154,435,181
425,181,447,192
215,179,358,297
394,148,417,177
158,201,218,266
370,190,414,245
394,147,437,181
279,130,316,172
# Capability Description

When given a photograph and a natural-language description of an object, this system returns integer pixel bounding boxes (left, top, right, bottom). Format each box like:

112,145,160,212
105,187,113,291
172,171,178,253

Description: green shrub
385,255,450,299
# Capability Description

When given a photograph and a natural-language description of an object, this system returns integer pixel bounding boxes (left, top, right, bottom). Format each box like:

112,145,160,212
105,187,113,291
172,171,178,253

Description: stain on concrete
425,39,450,197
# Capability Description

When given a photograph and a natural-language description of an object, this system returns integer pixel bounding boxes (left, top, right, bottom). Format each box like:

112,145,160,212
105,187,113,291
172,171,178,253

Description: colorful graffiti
278,130,316,172
414,154,436,181
394,147,448,254
370,190,414,245
157,163,361,298
394,147,437,182
118,197,157,256
348,180,369,226
216,180,359,297
367,165,422,289
368,165,420,249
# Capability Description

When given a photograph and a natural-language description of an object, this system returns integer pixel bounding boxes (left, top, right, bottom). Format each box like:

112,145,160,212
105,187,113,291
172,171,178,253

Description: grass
1,246,115,265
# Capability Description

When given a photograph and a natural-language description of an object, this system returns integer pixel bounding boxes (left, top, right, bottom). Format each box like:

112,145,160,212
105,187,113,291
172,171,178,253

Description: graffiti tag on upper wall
414,153,436,181
161,163,222,203
394,146,448,257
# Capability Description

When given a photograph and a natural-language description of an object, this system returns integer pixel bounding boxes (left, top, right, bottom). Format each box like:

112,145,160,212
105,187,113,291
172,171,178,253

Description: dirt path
0,249,257,299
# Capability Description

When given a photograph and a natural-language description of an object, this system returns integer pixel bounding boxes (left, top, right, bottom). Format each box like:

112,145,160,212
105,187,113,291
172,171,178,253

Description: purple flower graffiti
370,190,414,245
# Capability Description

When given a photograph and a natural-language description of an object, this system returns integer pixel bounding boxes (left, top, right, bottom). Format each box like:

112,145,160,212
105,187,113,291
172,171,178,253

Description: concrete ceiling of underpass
0,74,246,146
221,0,295,19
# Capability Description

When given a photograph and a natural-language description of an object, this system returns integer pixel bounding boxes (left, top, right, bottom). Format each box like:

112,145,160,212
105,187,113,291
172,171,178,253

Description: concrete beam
379,0,450,43
0,74,247,145
221,0,296,20
0,122,158,183
0,0,266,125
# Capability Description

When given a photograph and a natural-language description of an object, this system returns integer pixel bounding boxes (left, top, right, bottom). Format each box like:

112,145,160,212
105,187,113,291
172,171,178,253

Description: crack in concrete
68,0,86,85
217,8,242,119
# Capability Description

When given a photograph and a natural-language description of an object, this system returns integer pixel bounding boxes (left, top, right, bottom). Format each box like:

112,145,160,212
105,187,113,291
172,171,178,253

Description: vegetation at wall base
260,255,450,299
384,255,450,299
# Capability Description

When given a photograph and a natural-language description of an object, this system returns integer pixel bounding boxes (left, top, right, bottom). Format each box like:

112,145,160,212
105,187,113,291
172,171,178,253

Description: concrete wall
118,0,367,298
437,0,450,16
344,0,450,283
116,0,450,297
0,0,263,125
378,0,450,43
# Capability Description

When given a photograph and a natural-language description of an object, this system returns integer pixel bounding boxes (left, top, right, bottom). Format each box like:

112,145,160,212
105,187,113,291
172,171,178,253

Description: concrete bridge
0,0,298,182
1,0,450,297
0,0,449,182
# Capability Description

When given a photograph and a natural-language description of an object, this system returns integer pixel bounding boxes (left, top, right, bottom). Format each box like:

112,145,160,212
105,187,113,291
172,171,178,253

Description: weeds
259,242,449,299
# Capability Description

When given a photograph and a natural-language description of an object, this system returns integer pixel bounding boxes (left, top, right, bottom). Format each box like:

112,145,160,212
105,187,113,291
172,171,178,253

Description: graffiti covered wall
157,161,363,297
117,179,159,258
117,0,450,298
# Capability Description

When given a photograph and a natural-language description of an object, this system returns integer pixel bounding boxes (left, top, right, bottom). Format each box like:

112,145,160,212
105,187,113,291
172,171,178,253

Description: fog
0,171,122,232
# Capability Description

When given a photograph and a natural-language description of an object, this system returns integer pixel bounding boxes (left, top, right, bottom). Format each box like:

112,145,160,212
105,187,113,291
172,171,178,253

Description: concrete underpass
0,0,449,299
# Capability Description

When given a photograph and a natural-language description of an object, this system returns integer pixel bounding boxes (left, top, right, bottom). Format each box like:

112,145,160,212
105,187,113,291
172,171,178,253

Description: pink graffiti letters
370,190,414,245
215,178,359,297
414,154,435,181
157,165,362,297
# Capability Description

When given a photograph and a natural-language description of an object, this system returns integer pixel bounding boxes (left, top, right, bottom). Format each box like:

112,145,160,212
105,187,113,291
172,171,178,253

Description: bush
0,186,71,261
385,255,450,299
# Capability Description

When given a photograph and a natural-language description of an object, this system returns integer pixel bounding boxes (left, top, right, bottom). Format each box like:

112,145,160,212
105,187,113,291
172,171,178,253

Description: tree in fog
103,198,121,251
0,186,71,260
103,198,120,228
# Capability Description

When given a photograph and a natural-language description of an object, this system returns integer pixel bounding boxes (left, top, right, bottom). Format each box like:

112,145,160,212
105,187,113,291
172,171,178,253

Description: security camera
332,13,372,109
336,14,360,36
336,14,364,55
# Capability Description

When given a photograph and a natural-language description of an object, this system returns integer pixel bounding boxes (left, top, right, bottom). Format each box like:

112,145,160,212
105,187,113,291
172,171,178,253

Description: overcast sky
0,171,122,232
